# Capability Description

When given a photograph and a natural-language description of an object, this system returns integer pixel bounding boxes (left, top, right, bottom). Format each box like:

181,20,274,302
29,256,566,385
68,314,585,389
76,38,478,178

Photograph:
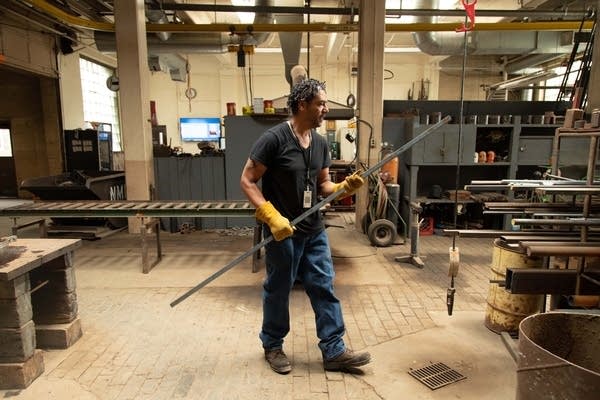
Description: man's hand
332,172,365,199
255,201,295,241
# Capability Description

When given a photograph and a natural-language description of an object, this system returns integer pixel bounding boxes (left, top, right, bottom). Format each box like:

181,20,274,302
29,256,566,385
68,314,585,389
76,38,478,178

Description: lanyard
287,122,312,189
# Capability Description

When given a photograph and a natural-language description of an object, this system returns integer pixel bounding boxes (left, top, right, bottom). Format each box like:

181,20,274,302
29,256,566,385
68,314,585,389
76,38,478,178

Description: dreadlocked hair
287,78,326,115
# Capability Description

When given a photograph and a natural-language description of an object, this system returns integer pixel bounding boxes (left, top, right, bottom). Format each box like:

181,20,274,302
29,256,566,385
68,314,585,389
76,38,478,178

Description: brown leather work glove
331,172,365,200
255,201,295,241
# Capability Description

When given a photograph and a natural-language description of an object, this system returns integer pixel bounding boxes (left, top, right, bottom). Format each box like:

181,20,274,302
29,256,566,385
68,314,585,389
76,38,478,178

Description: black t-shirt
250,121,331,235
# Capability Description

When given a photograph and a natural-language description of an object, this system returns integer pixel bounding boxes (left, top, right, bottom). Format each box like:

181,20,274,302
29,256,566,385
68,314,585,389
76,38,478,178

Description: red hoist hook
456,0,477,32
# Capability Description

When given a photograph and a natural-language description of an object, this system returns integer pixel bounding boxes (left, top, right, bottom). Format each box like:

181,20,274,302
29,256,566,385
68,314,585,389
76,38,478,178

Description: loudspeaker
59,37,74,55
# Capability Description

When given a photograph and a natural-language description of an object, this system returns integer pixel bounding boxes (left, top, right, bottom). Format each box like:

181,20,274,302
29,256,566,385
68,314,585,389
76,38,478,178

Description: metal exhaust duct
412,0,574,64
94,0,274,54
277,0,305,88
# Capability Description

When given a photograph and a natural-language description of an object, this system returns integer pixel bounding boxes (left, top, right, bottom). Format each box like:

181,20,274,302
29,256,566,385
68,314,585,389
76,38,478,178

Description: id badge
303,190,312,208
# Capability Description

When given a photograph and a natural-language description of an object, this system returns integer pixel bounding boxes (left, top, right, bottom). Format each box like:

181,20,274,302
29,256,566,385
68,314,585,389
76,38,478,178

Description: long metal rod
512,218,600,226
169,116,451,307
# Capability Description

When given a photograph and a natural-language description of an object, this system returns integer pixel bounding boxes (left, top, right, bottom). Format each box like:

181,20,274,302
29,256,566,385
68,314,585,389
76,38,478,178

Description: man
240,78,371,374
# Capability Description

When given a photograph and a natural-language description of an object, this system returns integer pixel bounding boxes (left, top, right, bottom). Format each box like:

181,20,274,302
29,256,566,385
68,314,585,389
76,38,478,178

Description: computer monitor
179,117,221,142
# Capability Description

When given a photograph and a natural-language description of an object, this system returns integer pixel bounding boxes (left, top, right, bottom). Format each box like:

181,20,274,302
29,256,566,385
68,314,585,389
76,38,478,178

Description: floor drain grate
408,362,466,390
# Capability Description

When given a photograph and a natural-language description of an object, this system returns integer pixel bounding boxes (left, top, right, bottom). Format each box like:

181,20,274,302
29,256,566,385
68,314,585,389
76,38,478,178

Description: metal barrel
484,238,544,334
516,312,600,400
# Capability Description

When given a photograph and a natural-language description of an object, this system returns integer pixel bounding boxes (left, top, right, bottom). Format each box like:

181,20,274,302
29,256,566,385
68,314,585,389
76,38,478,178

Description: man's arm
241,157,294,241
318,167,337,196
240,158,267,207
318,167,364,199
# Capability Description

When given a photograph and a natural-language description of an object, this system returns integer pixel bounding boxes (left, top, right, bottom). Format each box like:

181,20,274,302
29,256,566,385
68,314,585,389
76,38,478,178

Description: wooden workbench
0,238,82,389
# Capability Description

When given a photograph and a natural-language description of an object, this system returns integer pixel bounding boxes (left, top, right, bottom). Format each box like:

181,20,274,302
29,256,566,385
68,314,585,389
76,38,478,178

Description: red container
226,102,236,116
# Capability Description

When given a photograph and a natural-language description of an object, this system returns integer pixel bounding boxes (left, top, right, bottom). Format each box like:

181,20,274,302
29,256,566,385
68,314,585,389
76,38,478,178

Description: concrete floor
0,209,518,400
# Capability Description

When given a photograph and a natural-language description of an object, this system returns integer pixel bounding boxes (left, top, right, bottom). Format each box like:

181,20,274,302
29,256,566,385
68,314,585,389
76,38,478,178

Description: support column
586,1,600,112
114,0,154,233
355,0,385,231
30,253,82,349
0,276,44,389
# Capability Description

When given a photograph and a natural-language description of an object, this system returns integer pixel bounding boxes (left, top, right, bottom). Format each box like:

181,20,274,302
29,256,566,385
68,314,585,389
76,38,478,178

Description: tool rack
1,200,257,273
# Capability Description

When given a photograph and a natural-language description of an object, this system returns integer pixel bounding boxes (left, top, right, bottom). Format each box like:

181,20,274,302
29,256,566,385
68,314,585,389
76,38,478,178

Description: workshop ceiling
1,0,593,68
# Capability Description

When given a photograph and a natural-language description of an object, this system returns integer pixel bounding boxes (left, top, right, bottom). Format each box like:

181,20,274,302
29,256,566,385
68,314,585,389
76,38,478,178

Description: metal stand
395,202,425,268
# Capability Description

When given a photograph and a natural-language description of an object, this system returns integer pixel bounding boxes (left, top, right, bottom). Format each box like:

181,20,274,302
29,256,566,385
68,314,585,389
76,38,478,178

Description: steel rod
485,202,586,208
519,240,599,247
169,116,451,307
503,235,600,243
524,245,600,257
512,218,600,227
534,186,600,194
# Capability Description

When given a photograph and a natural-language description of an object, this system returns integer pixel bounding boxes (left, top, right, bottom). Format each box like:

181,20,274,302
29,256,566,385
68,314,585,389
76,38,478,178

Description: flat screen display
180,117,221,142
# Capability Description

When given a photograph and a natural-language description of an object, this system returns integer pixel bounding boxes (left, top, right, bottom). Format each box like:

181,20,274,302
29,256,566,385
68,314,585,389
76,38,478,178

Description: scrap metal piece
505,268,600,295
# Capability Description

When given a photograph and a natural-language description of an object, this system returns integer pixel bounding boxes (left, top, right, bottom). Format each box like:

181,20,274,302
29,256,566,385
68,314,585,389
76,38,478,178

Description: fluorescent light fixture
255,47,421,54
385,47,421,53
254,48,311,54
254,48,283,53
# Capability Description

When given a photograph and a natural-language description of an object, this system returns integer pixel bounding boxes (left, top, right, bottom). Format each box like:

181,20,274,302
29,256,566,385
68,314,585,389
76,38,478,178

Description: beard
314,115,325,127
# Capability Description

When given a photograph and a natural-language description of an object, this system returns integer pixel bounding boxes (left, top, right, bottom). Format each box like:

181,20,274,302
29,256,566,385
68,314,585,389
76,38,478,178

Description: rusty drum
485,238,544,334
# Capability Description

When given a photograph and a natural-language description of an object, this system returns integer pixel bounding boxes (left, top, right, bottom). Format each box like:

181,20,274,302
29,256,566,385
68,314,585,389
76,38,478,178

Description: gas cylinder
381,149,399,184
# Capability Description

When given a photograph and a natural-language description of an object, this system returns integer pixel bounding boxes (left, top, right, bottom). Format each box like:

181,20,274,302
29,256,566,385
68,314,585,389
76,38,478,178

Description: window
543,61,581,102
79,58,122,151
0,127,12,157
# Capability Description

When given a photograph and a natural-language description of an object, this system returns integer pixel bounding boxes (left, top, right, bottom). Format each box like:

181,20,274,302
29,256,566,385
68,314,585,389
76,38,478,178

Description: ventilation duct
277,0,304,88
146,8,171,42
93,0,274,56
413,0,574,61
95,32,236,54
148,53,188,82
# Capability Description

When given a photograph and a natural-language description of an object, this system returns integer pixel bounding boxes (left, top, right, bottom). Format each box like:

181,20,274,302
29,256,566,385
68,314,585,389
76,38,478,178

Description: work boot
264,348,292,374
323,349,371,371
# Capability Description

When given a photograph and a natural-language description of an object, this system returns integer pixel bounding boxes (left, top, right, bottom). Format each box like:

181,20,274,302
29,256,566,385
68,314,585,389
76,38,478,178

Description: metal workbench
1,200,257,273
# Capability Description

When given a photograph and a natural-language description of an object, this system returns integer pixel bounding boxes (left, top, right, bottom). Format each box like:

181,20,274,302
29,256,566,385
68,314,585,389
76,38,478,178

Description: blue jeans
259,228,346,360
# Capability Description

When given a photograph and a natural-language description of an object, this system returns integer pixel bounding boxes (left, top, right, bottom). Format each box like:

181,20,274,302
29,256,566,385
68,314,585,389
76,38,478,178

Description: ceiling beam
146,4,587,20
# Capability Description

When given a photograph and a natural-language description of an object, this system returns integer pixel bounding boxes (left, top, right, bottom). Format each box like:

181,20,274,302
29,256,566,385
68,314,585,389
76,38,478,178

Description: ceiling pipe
142,21,595,33
412,0,579,58
504,53,563,73
276,0,304,88
150,3,586,20
22,0,594,33
146,8,171,42
0,2,74,43
488,70,558,91
95,0,274,54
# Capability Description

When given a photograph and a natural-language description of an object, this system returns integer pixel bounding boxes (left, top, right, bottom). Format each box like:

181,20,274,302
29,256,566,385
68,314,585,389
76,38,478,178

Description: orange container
381,156,399,184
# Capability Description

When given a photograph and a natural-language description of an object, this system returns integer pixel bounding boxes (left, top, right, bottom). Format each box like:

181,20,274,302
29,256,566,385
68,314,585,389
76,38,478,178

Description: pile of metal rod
450,125,600,300
463,178,600,219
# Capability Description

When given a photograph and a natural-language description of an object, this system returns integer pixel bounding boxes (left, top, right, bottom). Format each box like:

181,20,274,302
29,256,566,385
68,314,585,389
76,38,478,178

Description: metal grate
408,362,466,390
